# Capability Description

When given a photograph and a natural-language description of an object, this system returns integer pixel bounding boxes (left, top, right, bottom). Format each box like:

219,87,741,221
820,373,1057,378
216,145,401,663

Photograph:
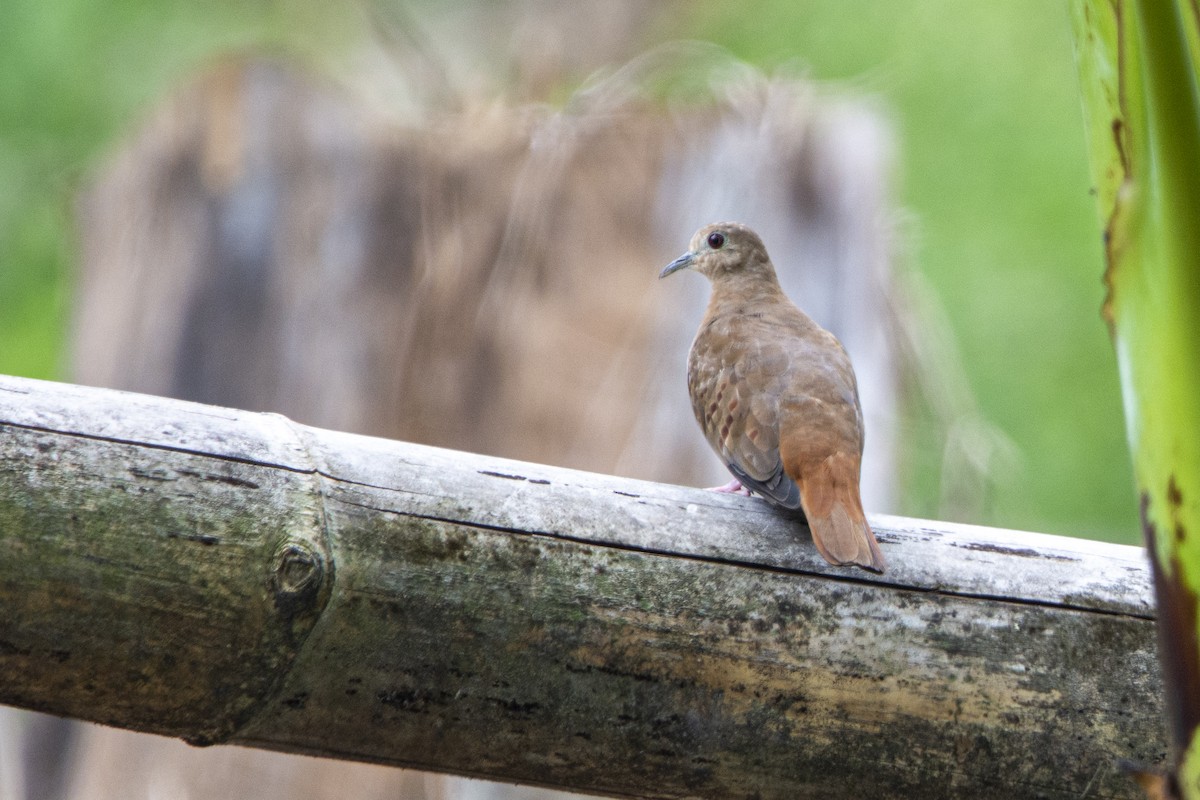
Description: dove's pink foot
707,478,752,496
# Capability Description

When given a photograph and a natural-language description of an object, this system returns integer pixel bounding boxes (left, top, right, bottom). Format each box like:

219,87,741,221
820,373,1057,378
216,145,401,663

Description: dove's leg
707,478,753,496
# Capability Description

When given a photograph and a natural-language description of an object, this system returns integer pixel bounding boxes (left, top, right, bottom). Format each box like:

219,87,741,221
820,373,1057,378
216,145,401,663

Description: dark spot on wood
129,466,175,481
377,687,452,713
0,639,32,657
166,531,221,546
283,692,308,709
613,490,640,498
563,661,658,683
378,688,419,710
528,478,551,485
953,541,1074,561
177,468,261,489
479,470,527,481
491,697,540,716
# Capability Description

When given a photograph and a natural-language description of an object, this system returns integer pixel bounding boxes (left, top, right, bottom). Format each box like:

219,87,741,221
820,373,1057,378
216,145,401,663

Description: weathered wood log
0,374,1164,799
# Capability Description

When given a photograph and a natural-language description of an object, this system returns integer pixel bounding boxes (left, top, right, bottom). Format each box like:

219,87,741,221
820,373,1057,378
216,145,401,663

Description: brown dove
660,222,886,572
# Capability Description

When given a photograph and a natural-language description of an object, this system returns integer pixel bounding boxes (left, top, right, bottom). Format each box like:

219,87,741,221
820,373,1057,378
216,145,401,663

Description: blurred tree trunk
71,57,901,505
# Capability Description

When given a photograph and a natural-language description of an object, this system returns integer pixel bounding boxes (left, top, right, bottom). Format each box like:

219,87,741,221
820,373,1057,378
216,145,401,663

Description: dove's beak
659,251,695,279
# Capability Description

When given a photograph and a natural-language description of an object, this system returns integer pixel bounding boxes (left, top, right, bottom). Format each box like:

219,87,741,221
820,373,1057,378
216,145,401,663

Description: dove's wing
687,324,801,509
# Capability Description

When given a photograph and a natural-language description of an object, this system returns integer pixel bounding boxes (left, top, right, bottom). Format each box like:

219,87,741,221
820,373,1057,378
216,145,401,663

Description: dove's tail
792,453,886,573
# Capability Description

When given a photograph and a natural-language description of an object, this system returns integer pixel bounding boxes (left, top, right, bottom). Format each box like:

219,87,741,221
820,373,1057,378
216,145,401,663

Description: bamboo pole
0,374,1164,799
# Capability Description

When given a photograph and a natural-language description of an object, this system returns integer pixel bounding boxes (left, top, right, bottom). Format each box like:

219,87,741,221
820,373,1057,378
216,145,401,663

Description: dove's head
659,222,774,283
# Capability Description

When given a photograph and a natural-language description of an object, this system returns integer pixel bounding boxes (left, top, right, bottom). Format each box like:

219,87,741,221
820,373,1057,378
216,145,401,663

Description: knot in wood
272,542,324,614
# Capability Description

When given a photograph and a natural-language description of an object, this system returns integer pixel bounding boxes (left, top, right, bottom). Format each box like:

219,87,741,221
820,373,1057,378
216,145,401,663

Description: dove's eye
707,232,726,249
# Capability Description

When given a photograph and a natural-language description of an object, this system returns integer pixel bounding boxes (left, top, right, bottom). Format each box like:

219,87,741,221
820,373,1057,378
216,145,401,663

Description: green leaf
1071,0,1200,794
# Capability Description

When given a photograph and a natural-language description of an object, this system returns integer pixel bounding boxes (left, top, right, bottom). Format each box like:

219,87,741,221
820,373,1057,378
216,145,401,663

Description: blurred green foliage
0,0,351,377
0,1,1136,542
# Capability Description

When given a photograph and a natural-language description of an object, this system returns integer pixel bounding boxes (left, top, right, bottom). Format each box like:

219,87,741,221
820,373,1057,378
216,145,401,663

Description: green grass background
0,1,1137,543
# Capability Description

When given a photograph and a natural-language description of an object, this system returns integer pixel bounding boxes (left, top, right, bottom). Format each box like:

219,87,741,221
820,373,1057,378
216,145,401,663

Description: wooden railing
0,375,1163,799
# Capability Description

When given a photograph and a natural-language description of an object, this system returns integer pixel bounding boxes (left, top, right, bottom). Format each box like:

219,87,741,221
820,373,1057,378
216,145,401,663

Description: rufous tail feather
794,456,886,573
